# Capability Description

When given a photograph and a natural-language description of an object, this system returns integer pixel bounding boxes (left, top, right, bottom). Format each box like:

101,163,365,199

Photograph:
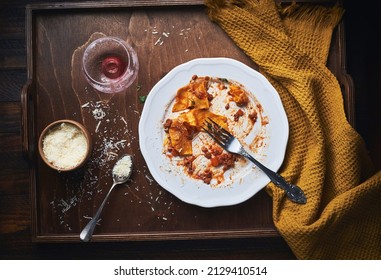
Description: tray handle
337,23,356,128
21,79,35,161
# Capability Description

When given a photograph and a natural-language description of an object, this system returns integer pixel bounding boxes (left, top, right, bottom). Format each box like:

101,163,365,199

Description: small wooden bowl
38,119,92,171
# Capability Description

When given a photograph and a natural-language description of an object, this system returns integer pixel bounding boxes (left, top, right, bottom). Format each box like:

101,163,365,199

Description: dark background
0,0,380,259
344,0,381,169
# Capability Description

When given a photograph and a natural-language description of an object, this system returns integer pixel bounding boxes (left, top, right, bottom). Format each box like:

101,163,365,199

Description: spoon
80,154,133,242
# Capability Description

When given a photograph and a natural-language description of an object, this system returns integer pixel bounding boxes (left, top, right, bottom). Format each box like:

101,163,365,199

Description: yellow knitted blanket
206,0,381,259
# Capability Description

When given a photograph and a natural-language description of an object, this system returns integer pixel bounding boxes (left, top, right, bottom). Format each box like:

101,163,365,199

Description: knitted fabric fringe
205,0,381,259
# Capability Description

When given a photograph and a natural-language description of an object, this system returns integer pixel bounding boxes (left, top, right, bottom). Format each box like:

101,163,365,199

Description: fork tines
202,118,230,147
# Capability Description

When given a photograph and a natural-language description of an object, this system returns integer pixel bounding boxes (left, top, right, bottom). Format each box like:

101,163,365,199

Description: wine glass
82,36,139,93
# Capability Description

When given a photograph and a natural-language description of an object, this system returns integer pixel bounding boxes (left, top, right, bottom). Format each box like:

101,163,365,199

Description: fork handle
240,150,307,204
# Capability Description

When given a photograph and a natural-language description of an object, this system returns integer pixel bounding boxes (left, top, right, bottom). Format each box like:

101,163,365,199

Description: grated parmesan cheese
42,123,88,170
113,155,133,178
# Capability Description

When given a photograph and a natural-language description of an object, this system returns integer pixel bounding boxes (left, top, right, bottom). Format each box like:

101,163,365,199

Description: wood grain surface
24,3,280,242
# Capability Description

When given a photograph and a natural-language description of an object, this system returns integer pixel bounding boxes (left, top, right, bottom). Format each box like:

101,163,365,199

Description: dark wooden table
1,0,380,259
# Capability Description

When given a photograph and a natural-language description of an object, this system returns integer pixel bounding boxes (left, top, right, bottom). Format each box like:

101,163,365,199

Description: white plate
138,58,288,207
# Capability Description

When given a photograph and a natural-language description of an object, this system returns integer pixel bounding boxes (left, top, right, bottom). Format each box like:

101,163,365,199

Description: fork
203,118,307,204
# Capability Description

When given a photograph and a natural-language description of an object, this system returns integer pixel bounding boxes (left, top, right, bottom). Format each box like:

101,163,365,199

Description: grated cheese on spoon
113,155,133,178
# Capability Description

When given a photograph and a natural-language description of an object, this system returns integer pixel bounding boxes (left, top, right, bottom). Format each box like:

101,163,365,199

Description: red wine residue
101,56,127,79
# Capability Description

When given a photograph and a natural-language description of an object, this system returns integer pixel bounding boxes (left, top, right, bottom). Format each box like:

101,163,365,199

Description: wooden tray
21,0,354,242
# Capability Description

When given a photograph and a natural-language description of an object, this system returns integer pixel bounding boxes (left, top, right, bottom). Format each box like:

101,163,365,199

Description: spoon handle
80,183,117,242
